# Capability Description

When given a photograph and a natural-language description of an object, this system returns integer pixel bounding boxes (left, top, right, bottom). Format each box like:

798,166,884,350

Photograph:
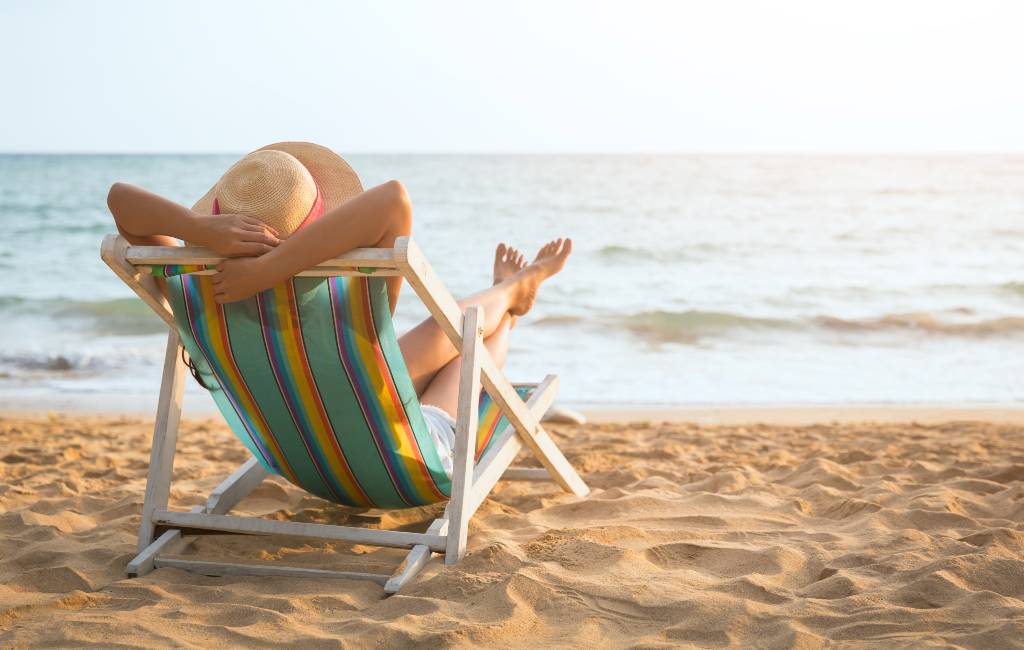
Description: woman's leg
418,313,513,417
399,243,524,394
399,282,518,395
400,238,571,397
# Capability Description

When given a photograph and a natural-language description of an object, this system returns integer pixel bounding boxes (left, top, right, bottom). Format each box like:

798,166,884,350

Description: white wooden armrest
125,244,400,268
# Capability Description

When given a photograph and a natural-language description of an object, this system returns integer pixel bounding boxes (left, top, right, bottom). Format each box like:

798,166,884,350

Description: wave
0,352,94,372
10,221,112,236
999,282,1024,297
0,296,166,335
814,313,1024,336
0,347,158,374
533,308,1024,344
621,310,792,343
5,288,1024,351
534,314,585,327
595,243,725,263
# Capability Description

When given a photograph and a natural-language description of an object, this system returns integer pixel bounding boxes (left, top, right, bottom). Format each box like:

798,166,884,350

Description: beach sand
2,411,1024,648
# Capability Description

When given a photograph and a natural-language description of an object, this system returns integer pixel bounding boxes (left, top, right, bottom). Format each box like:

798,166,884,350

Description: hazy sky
2,1,1022,153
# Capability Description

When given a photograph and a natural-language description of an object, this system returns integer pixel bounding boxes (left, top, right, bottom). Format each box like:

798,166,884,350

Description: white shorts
420,403,456,477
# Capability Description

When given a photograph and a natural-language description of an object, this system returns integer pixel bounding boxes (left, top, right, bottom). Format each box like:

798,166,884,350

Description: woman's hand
189,213,281,257
211,256,278,303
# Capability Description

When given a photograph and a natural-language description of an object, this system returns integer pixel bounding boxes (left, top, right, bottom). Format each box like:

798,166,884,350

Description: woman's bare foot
508,238,573,316
493,243,527,285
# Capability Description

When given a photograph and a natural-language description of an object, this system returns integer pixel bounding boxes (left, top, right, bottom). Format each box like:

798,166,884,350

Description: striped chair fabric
154,268,527,509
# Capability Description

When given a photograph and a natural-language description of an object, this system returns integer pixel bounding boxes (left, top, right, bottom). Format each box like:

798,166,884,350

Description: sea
1,154,1022,413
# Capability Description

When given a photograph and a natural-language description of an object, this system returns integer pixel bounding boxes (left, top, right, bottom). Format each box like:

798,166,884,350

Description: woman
106,142,571,467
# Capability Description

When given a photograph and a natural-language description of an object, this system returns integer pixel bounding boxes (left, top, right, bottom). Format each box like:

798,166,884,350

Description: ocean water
1,154,1022,412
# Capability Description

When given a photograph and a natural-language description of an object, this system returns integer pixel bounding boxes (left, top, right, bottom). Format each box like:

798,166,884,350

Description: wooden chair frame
100,234,589,593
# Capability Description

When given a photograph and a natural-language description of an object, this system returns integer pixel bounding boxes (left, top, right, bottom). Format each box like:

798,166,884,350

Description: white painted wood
394,236,465,347
127,505,202,577
467,375,563,517
128,529,185,577
385,545,431,593
478,353,539,430
137,331,187,551
138,268,402,278
384,517,448,594
205,457,269,515
514,423,588,497
154,557,390,584
153,511,447,551
502,468,552,481
395,239,567,432
444,307,484,565
515,374,560,433
100,235,176,327
126,244,398,268
478,359,589,497
469,432,520,511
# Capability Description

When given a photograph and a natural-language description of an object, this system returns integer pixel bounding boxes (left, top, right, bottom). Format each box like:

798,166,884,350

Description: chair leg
128,505,202,577
137,330,187,554
128,457,289,578
385,515,449,594
444,306,484,565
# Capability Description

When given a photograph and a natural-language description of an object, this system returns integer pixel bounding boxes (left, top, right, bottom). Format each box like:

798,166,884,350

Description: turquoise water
1,154,1023,411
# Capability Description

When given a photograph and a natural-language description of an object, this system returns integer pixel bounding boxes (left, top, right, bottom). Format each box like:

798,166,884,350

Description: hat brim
191,141,363,215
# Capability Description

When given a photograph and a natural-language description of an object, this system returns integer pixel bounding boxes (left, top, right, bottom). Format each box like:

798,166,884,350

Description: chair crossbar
125,244,399,268
127,505,202,577
206,457,269,515
139,268,403,278
467,374,561,517
153,510,448,551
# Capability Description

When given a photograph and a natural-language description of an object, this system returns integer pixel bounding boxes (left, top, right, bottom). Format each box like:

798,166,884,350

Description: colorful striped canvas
151,264,211,278
157,267,529,509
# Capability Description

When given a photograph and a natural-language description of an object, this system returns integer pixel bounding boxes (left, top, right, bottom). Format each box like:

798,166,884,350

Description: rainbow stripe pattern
151,264,210,278
158,266,529,509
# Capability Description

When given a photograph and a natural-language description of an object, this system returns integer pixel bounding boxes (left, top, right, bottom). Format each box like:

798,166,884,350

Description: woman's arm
212,180,413,310
107,182,280,255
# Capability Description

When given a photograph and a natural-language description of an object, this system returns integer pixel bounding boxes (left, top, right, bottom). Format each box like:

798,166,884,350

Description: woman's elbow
382,179,412,233
382,179,410,209
106,182,130,215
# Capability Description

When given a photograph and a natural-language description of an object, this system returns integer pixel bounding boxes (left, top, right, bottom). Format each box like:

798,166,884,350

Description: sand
2,413,1024,648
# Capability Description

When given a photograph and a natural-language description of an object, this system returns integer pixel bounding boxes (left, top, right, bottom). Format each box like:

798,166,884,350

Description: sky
1,0,1022,153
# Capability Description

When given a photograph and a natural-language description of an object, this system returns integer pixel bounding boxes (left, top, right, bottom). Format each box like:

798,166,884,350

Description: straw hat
191,141,363,237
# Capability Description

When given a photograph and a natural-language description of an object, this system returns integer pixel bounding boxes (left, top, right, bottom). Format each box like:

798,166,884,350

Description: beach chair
100,234,588,593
